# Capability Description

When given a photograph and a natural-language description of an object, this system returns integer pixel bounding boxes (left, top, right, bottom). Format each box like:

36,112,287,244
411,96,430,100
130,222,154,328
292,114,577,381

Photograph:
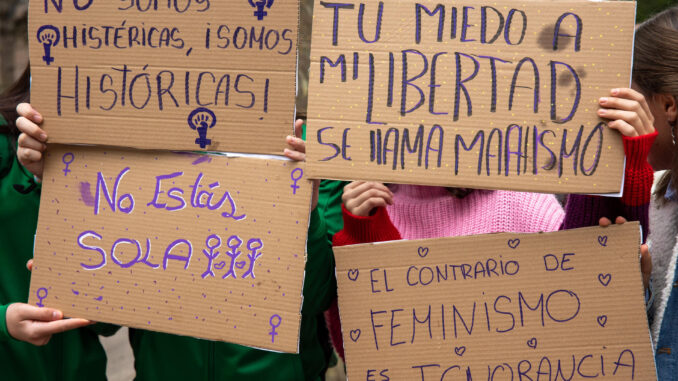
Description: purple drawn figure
241,238,264,279
222,235,243,279
290,168,303,195
188,107,216,149
35,288,48,307
37,25,60,65
248,0,274,20
269,314,281,343
62,153,74,176
201,234,222,279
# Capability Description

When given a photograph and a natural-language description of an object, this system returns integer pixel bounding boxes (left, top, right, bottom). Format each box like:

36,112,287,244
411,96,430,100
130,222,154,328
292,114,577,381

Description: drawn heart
597,315,608,327
347,269,359,281
454,346,466,357
508,239,521,249
598,273,612,287
527,338,537,349
417,247,429,258
214,261,227,270
598,236,608,247
349,329,361,342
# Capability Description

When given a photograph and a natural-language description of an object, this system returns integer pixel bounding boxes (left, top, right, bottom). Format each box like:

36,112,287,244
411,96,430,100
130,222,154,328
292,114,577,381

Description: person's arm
300,207,337,314
327,182,400,360
332,181,399,246
562,88,657,240
563,132,655,229
333,205,401,246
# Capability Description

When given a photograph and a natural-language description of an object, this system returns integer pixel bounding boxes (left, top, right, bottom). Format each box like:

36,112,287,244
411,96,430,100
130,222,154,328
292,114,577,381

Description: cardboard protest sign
334,223,656,380
28,145,312,353
29,1,298,154
307,0,636,193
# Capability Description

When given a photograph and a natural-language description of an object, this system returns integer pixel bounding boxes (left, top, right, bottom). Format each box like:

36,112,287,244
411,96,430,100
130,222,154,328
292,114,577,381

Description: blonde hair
633,6,678,202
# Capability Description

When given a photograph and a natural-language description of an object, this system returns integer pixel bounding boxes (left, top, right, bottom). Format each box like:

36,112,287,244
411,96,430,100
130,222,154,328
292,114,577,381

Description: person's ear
661,93,678,124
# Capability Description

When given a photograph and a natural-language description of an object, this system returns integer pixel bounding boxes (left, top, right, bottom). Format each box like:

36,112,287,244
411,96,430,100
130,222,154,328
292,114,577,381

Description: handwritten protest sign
28,145,312,352
334,223,656,380
307,0,636,193
29,0,298,154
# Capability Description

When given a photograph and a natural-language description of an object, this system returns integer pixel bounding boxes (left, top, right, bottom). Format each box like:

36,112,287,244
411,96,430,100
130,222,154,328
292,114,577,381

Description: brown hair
0,66,30,139
633,6,678,202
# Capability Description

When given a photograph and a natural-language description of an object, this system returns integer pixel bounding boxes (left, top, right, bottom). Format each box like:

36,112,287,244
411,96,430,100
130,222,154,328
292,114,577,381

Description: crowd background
0,0,675,380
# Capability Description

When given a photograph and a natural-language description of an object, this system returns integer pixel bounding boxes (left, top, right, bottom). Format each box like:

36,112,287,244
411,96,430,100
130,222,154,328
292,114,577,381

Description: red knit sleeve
562,131,656,241
327,205,402,360
621,131,656,207
332,205,402,247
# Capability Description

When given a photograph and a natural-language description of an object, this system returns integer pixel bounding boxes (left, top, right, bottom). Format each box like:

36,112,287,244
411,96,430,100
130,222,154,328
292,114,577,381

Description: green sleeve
301,208,337,315
316,180,346,237
0,304,11,342
86,323,120,337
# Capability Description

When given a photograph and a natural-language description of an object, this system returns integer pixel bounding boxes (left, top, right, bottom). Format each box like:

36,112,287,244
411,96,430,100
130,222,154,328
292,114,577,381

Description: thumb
20,305,62,322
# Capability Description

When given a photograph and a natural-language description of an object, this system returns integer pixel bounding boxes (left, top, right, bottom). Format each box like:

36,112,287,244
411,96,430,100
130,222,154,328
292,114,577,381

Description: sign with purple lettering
306,0,636,194
28,145,312,353
28,0,298,154
334,223,657,380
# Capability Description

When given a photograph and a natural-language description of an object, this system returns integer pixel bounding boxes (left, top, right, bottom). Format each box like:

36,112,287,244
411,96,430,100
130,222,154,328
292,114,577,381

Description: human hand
15,103,47,179
599,216,652,289
598,88,655,137
6,303,92,346
284,119,319,209
342,181,394,217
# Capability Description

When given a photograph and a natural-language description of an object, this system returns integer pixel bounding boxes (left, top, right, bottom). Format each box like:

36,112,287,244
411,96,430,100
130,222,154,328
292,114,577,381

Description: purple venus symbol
249,0,274,20
188,107,216,149
36,288,48,307
290,168,303,195
62,153,74,176
37,25,60,65
269,314,282,343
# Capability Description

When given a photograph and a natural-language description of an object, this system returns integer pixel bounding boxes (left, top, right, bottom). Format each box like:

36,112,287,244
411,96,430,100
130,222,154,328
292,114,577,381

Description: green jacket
129,179,346,381
0,130,109,381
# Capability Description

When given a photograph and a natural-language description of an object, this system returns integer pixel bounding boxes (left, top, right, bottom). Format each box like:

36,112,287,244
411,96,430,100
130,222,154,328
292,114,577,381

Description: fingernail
40,133,47,141
599,97,608,104
611,89,619,95
597,109,606,115
52,311,60,319
34,114,43,123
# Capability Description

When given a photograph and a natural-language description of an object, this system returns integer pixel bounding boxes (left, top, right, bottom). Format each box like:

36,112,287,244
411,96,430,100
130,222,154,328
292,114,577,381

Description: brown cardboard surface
28,145,312,353
307,0,636,193
29,1,298,154
334,223,656,380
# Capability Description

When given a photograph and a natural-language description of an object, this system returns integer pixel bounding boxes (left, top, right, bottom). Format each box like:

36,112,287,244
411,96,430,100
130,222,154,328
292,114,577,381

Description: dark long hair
633,7,678,203
0,66,30,139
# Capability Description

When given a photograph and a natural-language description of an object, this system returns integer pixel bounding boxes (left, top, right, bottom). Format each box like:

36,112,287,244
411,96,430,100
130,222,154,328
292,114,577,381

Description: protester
16,101,342,379
625,6,678,379
0,67,110,380
326,76,658,363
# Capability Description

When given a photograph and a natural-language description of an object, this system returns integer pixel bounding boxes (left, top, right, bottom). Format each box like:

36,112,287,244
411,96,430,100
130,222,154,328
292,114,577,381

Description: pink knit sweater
385,185,565,239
